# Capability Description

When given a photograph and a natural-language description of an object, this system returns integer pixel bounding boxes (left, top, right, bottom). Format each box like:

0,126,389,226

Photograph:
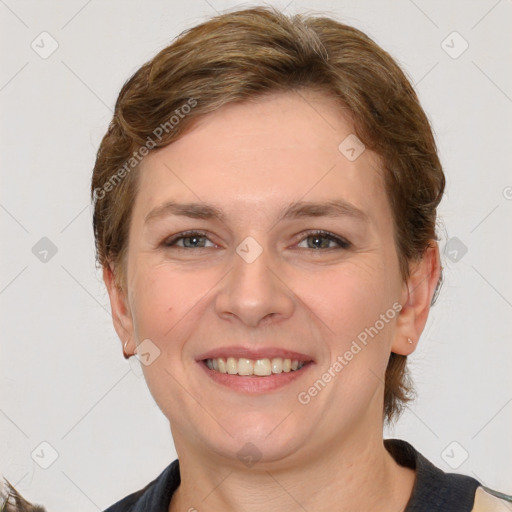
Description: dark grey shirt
103,438,509,511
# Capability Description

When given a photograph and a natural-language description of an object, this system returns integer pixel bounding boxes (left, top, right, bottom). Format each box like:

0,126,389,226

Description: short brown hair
91,6,445,424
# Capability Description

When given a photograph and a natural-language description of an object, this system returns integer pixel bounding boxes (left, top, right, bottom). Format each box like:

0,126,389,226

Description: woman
91,6,512,511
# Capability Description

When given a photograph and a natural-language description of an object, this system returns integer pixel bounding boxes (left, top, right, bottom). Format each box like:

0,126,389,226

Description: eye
161,229,351,251
162,230,215,249
296,230,351,250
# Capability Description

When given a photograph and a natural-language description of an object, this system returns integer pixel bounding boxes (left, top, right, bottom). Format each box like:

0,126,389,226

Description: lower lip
198,361,314,393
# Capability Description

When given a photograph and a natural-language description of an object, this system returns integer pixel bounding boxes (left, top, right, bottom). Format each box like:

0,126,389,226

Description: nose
214,242,295,328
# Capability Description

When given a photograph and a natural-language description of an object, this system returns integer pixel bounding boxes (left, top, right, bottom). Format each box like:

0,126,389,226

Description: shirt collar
127,438,481,511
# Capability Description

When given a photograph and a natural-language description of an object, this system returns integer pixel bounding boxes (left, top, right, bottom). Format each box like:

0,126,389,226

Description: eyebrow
144,199,370,225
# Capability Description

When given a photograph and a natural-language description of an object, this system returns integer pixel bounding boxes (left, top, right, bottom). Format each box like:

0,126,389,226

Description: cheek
295,261,397,394
300,266,396,406
294,261,395,343
132,265,211,413
129,263,206,341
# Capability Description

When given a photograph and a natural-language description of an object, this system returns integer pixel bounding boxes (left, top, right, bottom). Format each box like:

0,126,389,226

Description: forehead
133,90,388,226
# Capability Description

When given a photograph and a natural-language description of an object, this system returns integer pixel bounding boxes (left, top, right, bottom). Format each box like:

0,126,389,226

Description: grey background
1,0,511,509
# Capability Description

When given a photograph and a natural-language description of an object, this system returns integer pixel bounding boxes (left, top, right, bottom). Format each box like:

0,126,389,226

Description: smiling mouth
203,357,311,376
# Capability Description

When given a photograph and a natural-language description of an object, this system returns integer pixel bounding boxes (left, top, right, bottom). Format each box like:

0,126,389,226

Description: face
107,90,430,467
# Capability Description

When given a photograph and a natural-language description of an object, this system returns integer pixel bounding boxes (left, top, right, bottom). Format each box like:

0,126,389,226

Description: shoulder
103,459,180,512
384,438,512,511
471,486,512,511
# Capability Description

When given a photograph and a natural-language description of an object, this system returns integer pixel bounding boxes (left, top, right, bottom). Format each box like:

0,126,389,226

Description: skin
104,90,440,512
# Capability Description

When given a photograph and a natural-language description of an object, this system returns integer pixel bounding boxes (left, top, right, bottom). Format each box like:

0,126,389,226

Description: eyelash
162,230,351,251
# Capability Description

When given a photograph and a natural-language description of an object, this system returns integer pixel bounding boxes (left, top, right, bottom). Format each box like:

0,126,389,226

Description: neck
168,425,415,512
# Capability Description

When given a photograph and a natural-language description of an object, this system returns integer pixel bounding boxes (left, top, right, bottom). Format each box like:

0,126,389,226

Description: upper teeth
205,357,306,376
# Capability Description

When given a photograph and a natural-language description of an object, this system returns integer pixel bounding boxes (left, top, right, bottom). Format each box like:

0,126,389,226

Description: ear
103,263,135,357
391,242,441,355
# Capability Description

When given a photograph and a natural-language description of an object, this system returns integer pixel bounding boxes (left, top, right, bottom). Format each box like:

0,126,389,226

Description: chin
207,419,308,466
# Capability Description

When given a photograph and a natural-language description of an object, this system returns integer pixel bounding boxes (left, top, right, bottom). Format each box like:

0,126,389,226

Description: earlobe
102,263,135,356
391,242,441,356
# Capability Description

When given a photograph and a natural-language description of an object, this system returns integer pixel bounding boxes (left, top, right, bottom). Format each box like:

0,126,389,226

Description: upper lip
196,346,314,362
